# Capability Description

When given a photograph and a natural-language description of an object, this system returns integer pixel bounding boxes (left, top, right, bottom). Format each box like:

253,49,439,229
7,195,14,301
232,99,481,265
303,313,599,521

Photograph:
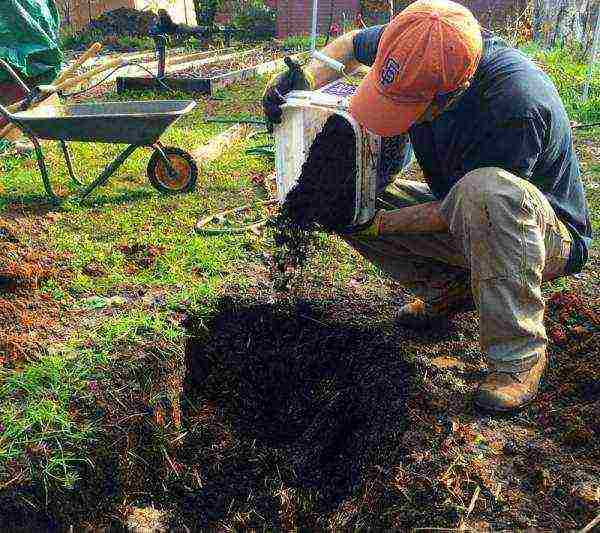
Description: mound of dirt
0,226,52,293
83,8,157,38
0,222,56,363
184,297,412,502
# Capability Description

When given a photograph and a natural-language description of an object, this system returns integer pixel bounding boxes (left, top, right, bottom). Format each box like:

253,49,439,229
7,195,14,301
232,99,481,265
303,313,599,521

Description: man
263,0,593,412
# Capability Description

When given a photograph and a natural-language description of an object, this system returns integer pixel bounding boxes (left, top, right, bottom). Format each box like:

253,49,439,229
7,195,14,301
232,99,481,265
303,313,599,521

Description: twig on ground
191,123,251,166
0,473,24,491
572,122,600,129
459,485,481,531
579,512,600,533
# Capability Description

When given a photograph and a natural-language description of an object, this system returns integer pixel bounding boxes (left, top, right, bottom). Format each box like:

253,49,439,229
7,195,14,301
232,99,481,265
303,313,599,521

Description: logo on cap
380,58,401,87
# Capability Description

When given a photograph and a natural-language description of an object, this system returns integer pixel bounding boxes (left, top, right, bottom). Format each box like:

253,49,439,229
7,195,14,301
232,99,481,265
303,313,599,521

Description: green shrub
60,27,103,51
281,34,327,52
231,0,276,39
60,28,154,52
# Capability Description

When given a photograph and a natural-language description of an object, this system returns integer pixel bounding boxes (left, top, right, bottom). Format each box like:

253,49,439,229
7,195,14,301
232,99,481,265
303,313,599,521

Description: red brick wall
56,0,135,30
276,0,361,38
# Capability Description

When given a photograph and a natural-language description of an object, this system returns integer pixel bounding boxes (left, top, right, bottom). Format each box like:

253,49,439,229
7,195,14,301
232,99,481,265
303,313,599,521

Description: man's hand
340,202,449,239
262,57,315,133
341,210,385,240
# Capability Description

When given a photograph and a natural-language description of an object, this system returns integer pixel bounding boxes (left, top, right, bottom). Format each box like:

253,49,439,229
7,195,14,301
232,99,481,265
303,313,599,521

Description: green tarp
0,0,62,84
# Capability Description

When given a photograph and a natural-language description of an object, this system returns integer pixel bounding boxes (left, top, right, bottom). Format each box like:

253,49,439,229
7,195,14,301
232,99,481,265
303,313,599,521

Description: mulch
0,221,57,364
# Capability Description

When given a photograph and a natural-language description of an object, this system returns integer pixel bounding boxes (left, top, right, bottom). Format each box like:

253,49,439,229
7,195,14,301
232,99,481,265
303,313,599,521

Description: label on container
320,80,359,98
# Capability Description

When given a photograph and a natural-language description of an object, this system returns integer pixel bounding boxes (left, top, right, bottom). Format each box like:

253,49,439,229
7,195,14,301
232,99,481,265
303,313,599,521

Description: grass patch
523,43,600,123
0,348,107,489
60,27,156,52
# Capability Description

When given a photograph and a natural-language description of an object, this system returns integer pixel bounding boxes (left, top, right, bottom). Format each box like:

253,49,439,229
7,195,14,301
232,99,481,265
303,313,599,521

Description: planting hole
183,297,412,501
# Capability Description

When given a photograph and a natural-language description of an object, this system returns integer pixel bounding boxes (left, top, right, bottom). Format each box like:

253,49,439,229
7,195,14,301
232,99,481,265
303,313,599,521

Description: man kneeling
263,0,592,412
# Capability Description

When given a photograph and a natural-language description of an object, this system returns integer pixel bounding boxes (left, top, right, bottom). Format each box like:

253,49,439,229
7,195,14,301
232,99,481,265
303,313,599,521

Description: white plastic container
274,85,382,227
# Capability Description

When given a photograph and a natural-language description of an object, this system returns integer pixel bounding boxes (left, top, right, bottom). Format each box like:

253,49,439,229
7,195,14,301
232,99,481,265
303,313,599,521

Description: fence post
583,7,600,102
311,0,319,51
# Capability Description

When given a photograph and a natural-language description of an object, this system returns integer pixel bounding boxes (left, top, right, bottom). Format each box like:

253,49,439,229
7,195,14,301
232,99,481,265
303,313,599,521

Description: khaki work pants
346,167,573,371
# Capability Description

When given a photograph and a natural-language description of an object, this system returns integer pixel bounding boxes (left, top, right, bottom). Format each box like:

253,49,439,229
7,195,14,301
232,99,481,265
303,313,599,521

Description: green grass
522,42,600,123
577,127,600,249
0,348,106,488
280,34,328,52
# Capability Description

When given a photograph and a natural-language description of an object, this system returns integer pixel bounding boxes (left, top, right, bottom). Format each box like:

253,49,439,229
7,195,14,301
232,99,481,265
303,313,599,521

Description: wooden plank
191,124,251,167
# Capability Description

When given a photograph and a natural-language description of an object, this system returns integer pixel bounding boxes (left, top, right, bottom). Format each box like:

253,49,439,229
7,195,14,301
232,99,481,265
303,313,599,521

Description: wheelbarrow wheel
147,147,198,194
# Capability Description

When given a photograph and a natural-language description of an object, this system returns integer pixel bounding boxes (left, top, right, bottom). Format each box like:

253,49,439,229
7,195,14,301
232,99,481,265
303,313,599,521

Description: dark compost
270,114,357,289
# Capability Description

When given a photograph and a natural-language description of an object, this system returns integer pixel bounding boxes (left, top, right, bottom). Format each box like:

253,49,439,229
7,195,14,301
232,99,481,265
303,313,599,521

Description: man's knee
455,167,521,198
449,167,532,213
441,167,544,238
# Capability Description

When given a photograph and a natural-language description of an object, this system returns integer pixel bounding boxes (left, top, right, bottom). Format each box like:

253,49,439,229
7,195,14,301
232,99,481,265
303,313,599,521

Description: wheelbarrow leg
79,144,140,201
29,135,61,204
60,141,83,187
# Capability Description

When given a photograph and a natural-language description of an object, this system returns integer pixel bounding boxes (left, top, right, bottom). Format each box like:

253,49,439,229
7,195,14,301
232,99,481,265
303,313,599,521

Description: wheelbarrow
0,59,198,203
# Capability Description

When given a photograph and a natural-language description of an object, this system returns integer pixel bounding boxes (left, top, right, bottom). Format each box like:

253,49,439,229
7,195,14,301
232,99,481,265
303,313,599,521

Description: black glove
263,57,315,133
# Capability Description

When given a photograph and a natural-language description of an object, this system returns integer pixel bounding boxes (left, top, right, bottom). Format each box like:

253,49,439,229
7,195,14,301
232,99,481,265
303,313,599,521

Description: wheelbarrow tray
11,100,197,145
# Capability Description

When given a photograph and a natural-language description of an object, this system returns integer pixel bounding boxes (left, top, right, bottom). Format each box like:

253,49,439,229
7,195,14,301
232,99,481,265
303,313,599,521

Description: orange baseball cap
349,0,482,136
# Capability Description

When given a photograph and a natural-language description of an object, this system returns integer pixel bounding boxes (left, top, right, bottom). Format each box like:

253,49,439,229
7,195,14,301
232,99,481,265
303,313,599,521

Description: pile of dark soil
270,114,357,289
83,8,157,38
183,297,412,501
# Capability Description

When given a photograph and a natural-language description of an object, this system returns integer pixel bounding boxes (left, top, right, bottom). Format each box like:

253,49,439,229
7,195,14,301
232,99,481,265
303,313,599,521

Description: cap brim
349,69,429,137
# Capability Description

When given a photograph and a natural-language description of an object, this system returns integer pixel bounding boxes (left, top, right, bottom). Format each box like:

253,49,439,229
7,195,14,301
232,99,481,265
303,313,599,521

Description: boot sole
473,394,536,414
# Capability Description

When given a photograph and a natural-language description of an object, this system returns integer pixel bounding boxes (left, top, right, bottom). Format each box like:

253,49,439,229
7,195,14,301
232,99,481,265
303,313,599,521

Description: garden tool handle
311,50,346,74
1,42,101,112
4,51,120,114
54,42,103,85
0,59,31,97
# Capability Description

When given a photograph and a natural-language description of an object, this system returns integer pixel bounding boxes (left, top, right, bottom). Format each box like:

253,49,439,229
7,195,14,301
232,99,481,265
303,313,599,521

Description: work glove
340,210,385,241
263,57,316,133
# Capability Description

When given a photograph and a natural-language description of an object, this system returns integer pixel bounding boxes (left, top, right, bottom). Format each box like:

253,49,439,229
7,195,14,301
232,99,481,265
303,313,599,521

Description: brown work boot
397,274,475,329
474,351,547,413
